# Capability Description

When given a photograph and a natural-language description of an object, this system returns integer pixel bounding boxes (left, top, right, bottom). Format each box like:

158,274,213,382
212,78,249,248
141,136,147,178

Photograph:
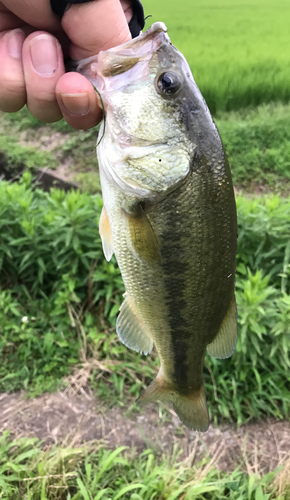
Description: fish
76,22,238,432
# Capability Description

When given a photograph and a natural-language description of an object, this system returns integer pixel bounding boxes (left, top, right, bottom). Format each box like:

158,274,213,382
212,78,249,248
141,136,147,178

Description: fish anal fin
116,294,153,355
137,369,209,432
124,205,160,263
207,297,238,359
99,206,114,261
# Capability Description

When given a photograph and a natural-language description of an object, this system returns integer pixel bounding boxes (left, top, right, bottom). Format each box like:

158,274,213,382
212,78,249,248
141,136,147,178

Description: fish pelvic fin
99,206,114,261
137,369,209,432
207,296,238,359
116,293,153,355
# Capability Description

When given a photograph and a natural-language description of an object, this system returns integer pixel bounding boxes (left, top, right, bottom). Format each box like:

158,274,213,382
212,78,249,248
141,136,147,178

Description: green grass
2,2,290,193
2,1,290,193
143,0,290,113
0,109,100,191
0,431,284,499
0,105,70,133
2,103,290,194
216,103,290,192
0,134,57,177
1,0,290,120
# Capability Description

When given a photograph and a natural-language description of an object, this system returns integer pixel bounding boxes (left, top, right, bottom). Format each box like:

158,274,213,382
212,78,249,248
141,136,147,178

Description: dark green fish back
147,151,237,393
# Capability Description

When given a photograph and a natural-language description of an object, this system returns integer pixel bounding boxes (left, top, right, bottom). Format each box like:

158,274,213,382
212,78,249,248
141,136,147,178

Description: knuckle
27,99,62,122
30,90,56,106
0,101,25,113
0,78,26,111
0,77,26,97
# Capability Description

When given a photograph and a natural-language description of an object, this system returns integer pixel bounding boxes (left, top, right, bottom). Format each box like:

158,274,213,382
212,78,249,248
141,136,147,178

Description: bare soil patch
1,390,289,475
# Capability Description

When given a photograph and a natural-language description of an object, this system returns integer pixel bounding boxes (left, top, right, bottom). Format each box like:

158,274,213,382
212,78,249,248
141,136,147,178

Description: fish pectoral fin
99,206,114,261
116,294,153,355
124,205,160,263
137,368,209,432
207,297,238,359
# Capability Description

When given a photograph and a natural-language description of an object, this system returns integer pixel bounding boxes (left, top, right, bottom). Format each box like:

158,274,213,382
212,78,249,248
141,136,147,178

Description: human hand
0,0,133,129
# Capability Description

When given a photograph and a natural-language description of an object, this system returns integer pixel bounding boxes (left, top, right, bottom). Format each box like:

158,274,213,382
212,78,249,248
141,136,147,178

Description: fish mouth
99,22,169,78
103,21,168,56
76,22,169,82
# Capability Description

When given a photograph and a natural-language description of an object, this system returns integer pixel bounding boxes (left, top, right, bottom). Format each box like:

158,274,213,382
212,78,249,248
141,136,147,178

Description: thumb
61,0,132,60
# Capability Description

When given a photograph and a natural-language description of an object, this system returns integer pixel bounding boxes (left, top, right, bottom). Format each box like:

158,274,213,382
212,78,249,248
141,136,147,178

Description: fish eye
157,72,182,96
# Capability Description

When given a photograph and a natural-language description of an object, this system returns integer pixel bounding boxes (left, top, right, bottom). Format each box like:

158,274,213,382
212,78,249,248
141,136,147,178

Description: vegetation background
0,0,290,498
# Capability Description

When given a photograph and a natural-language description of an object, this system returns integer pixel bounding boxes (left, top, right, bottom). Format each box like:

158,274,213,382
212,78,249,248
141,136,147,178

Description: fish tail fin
173,385,209,432
137,369,209,432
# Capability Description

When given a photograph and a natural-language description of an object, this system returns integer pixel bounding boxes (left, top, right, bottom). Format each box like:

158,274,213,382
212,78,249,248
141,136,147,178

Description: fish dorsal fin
99,206,114,261
124,205,160,263
116,293,153,355
207,297,238,359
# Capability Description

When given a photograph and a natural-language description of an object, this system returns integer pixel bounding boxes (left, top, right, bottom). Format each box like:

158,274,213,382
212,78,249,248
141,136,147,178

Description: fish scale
77,21,238,431
148,169,235,385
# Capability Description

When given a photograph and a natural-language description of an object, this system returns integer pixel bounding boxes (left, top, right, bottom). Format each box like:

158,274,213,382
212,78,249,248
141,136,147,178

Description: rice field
143,0,290,113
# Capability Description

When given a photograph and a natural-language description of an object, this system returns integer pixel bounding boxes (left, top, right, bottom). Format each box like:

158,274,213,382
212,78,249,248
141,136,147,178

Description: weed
0,178,290,425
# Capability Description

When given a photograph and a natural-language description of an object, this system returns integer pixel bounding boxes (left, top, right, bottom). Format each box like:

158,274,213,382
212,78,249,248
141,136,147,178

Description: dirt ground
1,386,290,475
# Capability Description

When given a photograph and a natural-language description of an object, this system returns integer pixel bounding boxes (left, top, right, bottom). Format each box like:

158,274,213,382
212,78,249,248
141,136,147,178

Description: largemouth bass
77,22,238,431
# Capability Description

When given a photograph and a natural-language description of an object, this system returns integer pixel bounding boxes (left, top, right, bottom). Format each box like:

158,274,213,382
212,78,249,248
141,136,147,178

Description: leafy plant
206,269,290,426
1,177,290,425
236,195,290,292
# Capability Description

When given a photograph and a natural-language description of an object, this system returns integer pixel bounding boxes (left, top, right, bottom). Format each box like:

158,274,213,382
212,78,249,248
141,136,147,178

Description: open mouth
76,23,169,85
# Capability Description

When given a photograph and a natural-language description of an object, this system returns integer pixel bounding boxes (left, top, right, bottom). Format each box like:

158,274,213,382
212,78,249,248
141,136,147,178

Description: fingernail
7,29,24,59
60,93,90,115
29,34,58,75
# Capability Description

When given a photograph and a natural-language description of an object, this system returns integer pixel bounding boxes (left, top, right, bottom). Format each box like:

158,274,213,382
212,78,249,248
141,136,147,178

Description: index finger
61,0,132,60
